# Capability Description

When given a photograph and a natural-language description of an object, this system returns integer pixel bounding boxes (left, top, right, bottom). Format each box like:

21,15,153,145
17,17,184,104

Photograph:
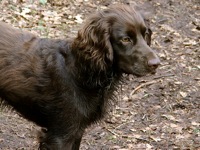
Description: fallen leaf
150,136,162,142
75,14,83,24
180,91,187,98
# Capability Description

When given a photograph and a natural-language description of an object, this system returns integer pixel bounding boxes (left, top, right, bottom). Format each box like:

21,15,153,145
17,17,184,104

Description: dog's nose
148,58,160,69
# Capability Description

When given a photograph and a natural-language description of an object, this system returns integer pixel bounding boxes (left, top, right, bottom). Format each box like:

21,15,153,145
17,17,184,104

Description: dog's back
0,22,44,115
0,22,38,72
0,22,37,101
0,22,36,50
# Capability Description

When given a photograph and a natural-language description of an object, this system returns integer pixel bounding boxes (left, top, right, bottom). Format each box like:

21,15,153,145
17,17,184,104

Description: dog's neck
69,42,121,90
70,52,122,121
73,61,120,90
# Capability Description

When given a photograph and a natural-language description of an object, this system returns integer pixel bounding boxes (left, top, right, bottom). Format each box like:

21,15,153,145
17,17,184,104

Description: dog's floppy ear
74,12,113,70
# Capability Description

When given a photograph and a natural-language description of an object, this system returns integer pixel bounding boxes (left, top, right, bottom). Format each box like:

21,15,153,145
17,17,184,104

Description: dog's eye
121,37,131,43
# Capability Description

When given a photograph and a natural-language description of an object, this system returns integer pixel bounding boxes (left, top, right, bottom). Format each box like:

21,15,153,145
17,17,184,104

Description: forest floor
0,0,199,149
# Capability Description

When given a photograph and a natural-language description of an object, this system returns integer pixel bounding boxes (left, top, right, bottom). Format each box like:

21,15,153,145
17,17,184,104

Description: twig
129,80,159,97
129,74,174,97
106,128,119,137
153,74,174,79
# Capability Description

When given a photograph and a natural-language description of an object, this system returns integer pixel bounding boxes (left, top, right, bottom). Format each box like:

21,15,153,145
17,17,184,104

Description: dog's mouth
121,65,158,77
150,69,157,75
134,71,157,78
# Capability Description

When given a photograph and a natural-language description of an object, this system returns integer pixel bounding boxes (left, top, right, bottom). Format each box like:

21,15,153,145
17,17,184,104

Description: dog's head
74,4,160,76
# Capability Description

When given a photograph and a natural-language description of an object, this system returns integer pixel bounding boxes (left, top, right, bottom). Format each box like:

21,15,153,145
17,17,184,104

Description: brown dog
0,4,160,150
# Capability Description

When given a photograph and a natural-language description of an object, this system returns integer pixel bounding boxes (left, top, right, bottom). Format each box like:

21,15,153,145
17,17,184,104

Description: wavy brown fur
0,4,160,150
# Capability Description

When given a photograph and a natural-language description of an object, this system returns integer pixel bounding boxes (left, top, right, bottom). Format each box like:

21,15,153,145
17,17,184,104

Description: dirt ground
0,0,199,149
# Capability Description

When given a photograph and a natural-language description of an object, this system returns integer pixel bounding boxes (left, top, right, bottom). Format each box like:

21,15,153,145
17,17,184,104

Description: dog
0,4,160,150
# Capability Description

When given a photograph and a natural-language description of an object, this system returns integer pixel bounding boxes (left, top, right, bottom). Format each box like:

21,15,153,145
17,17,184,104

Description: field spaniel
0,4,160,150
